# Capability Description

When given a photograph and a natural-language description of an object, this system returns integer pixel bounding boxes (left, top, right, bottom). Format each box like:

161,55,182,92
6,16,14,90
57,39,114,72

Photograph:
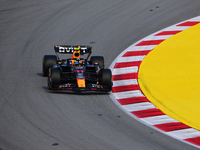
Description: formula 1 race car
42,45,112,92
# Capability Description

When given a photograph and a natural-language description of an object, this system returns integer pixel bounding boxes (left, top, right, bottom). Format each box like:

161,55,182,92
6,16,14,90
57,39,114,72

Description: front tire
101,69,112,90
43,55,57,77
48,68,61,90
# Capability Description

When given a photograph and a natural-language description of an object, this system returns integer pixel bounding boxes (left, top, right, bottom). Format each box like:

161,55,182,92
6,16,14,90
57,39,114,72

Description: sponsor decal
59,83,71,88
92,84,103,88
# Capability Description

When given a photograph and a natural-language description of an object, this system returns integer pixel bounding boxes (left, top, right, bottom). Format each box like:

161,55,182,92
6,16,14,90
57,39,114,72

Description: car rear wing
54,45,92,55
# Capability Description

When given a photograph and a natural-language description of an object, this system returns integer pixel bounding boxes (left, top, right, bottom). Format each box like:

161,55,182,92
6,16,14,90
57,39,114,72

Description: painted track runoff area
109,16,200,148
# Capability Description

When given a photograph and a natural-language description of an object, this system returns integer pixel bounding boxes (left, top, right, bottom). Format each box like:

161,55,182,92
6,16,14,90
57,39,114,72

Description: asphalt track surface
0,1,200,150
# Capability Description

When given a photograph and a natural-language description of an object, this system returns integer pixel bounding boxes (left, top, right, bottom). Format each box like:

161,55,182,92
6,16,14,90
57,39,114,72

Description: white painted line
117,55,146,63
161,26,190,31
126,45,156,51
112,66,138,75
141,115,179,125
167,128,200,139
189,16,200,21
113,90,144,99
122,102,156,112
113,79,138,87
144,35,172,40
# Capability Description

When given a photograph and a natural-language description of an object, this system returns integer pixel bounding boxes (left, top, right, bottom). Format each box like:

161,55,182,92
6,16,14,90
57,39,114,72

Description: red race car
42,45,112,91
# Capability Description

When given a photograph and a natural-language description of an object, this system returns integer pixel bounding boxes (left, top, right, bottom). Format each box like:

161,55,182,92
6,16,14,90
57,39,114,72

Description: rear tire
90,56,104,68
48,68,61,90
101,69,112,90
43,55,57,77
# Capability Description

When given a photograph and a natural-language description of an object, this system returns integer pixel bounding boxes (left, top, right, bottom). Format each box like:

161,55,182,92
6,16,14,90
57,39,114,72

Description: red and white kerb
109,16,200,148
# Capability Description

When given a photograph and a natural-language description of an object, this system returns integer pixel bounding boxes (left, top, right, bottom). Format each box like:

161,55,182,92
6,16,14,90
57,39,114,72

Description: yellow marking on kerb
138,23,200,130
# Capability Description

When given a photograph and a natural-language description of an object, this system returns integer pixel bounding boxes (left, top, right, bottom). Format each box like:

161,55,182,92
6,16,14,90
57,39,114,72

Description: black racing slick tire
48,68,61,90
43,55,57,77
101,69,112,90
90,56,104,68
